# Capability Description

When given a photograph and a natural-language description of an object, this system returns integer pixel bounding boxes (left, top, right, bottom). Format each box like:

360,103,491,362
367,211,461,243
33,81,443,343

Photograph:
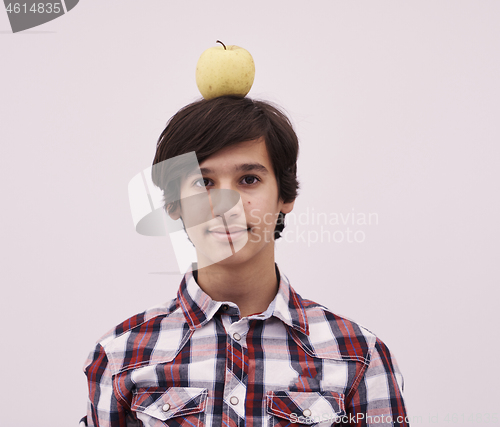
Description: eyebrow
199,163,270,175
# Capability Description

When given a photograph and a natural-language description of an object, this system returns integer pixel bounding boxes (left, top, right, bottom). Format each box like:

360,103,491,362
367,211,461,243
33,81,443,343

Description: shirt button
232,332,241,341
162,403,170,412
230,396,239,405
302,409,312,417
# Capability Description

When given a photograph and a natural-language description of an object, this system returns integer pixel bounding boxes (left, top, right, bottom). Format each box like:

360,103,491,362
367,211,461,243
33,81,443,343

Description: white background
1,1,499,426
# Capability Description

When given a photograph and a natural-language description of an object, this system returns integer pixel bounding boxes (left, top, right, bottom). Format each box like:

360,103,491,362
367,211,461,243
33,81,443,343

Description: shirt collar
177,264,309,335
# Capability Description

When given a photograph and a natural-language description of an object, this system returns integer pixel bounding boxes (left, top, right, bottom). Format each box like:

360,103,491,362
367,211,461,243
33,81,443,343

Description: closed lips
208,227,248,233
208,227,249,242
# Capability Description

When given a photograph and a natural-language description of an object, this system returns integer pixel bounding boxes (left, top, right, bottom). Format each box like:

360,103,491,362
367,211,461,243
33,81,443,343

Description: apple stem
216,40,226,50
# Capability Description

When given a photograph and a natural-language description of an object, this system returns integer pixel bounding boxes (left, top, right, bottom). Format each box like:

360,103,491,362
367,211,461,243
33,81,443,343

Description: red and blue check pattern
81,266,408,426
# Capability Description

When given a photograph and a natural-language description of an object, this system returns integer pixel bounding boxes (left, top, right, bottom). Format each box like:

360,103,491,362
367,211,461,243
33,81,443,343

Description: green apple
196,41,255,100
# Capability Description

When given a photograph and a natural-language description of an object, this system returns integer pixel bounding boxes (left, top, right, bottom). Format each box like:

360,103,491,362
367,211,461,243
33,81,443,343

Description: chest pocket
266,391,346,426
131,386,208,426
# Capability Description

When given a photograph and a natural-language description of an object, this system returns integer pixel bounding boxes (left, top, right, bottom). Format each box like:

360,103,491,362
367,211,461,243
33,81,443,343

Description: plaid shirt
81,266,408,427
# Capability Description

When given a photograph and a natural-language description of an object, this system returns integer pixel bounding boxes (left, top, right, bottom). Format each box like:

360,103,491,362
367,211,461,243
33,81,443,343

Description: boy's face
169,137,294,268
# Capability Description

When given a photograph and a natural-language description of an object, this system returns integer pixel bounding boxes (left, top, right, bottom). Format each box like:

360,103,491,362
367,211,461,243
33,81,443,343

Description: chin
197,246,250,268
198,236,273,269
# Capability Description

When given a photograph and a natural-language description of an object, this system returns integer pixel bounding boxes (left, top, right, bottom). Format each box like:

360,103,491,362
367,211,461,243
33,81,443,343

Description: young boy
82,96,409,426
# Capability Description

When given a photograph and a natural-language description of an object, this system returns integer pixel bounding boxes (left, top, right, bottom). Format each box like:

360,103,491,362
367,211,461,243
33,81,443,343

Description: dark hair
151,95,299,239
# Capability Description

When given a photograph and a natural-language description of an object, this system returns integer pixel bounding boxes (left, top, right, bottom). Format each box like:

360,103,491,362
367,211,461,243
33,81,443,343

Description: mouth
207,226,250,242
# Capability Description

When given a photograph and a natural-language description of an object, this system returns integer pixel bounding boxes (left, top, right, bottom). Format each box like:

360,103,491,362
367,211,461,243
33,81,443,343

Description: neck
195,247,279,318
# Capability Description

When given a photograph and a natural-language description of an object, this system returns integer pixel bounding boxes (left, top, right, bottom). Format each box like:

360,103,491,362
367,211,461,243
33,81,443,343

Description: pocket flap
132,386,208,421
266,391,345,425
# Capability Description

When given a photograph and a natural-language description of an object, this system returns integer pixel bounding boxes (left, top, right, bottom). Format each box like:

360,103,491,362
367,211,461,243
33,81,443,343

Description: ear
280,199,295,215
166,203,181,221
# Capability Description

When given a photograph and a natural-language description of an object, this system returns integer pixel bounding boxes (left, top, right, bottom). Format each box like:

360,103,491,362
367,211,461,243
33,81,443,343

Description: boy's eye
192,175,260,188
241,175,260,185
193,178,211,188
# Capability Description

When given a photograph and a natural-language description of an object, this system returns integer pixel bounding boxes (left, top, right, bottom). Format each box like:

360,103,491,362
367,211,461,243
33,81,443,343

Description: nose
208,189,244,220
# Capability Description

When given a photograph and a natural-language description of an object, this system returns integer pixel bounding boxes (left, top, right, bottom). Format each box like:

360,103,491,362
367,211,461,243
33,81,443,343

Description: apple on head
196,40,255,100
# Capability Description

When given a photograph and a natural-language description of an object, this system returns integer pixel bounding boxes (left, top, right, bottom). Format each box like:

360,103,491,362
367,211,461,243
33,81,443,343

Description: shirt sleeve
83,342,130,427
344,338,409,427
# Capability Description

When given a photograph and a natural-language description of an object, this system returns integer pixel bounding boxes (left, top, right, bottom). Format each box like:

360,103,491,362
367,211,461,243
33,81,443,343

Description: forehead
194,138,273,173
198,137,272,173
